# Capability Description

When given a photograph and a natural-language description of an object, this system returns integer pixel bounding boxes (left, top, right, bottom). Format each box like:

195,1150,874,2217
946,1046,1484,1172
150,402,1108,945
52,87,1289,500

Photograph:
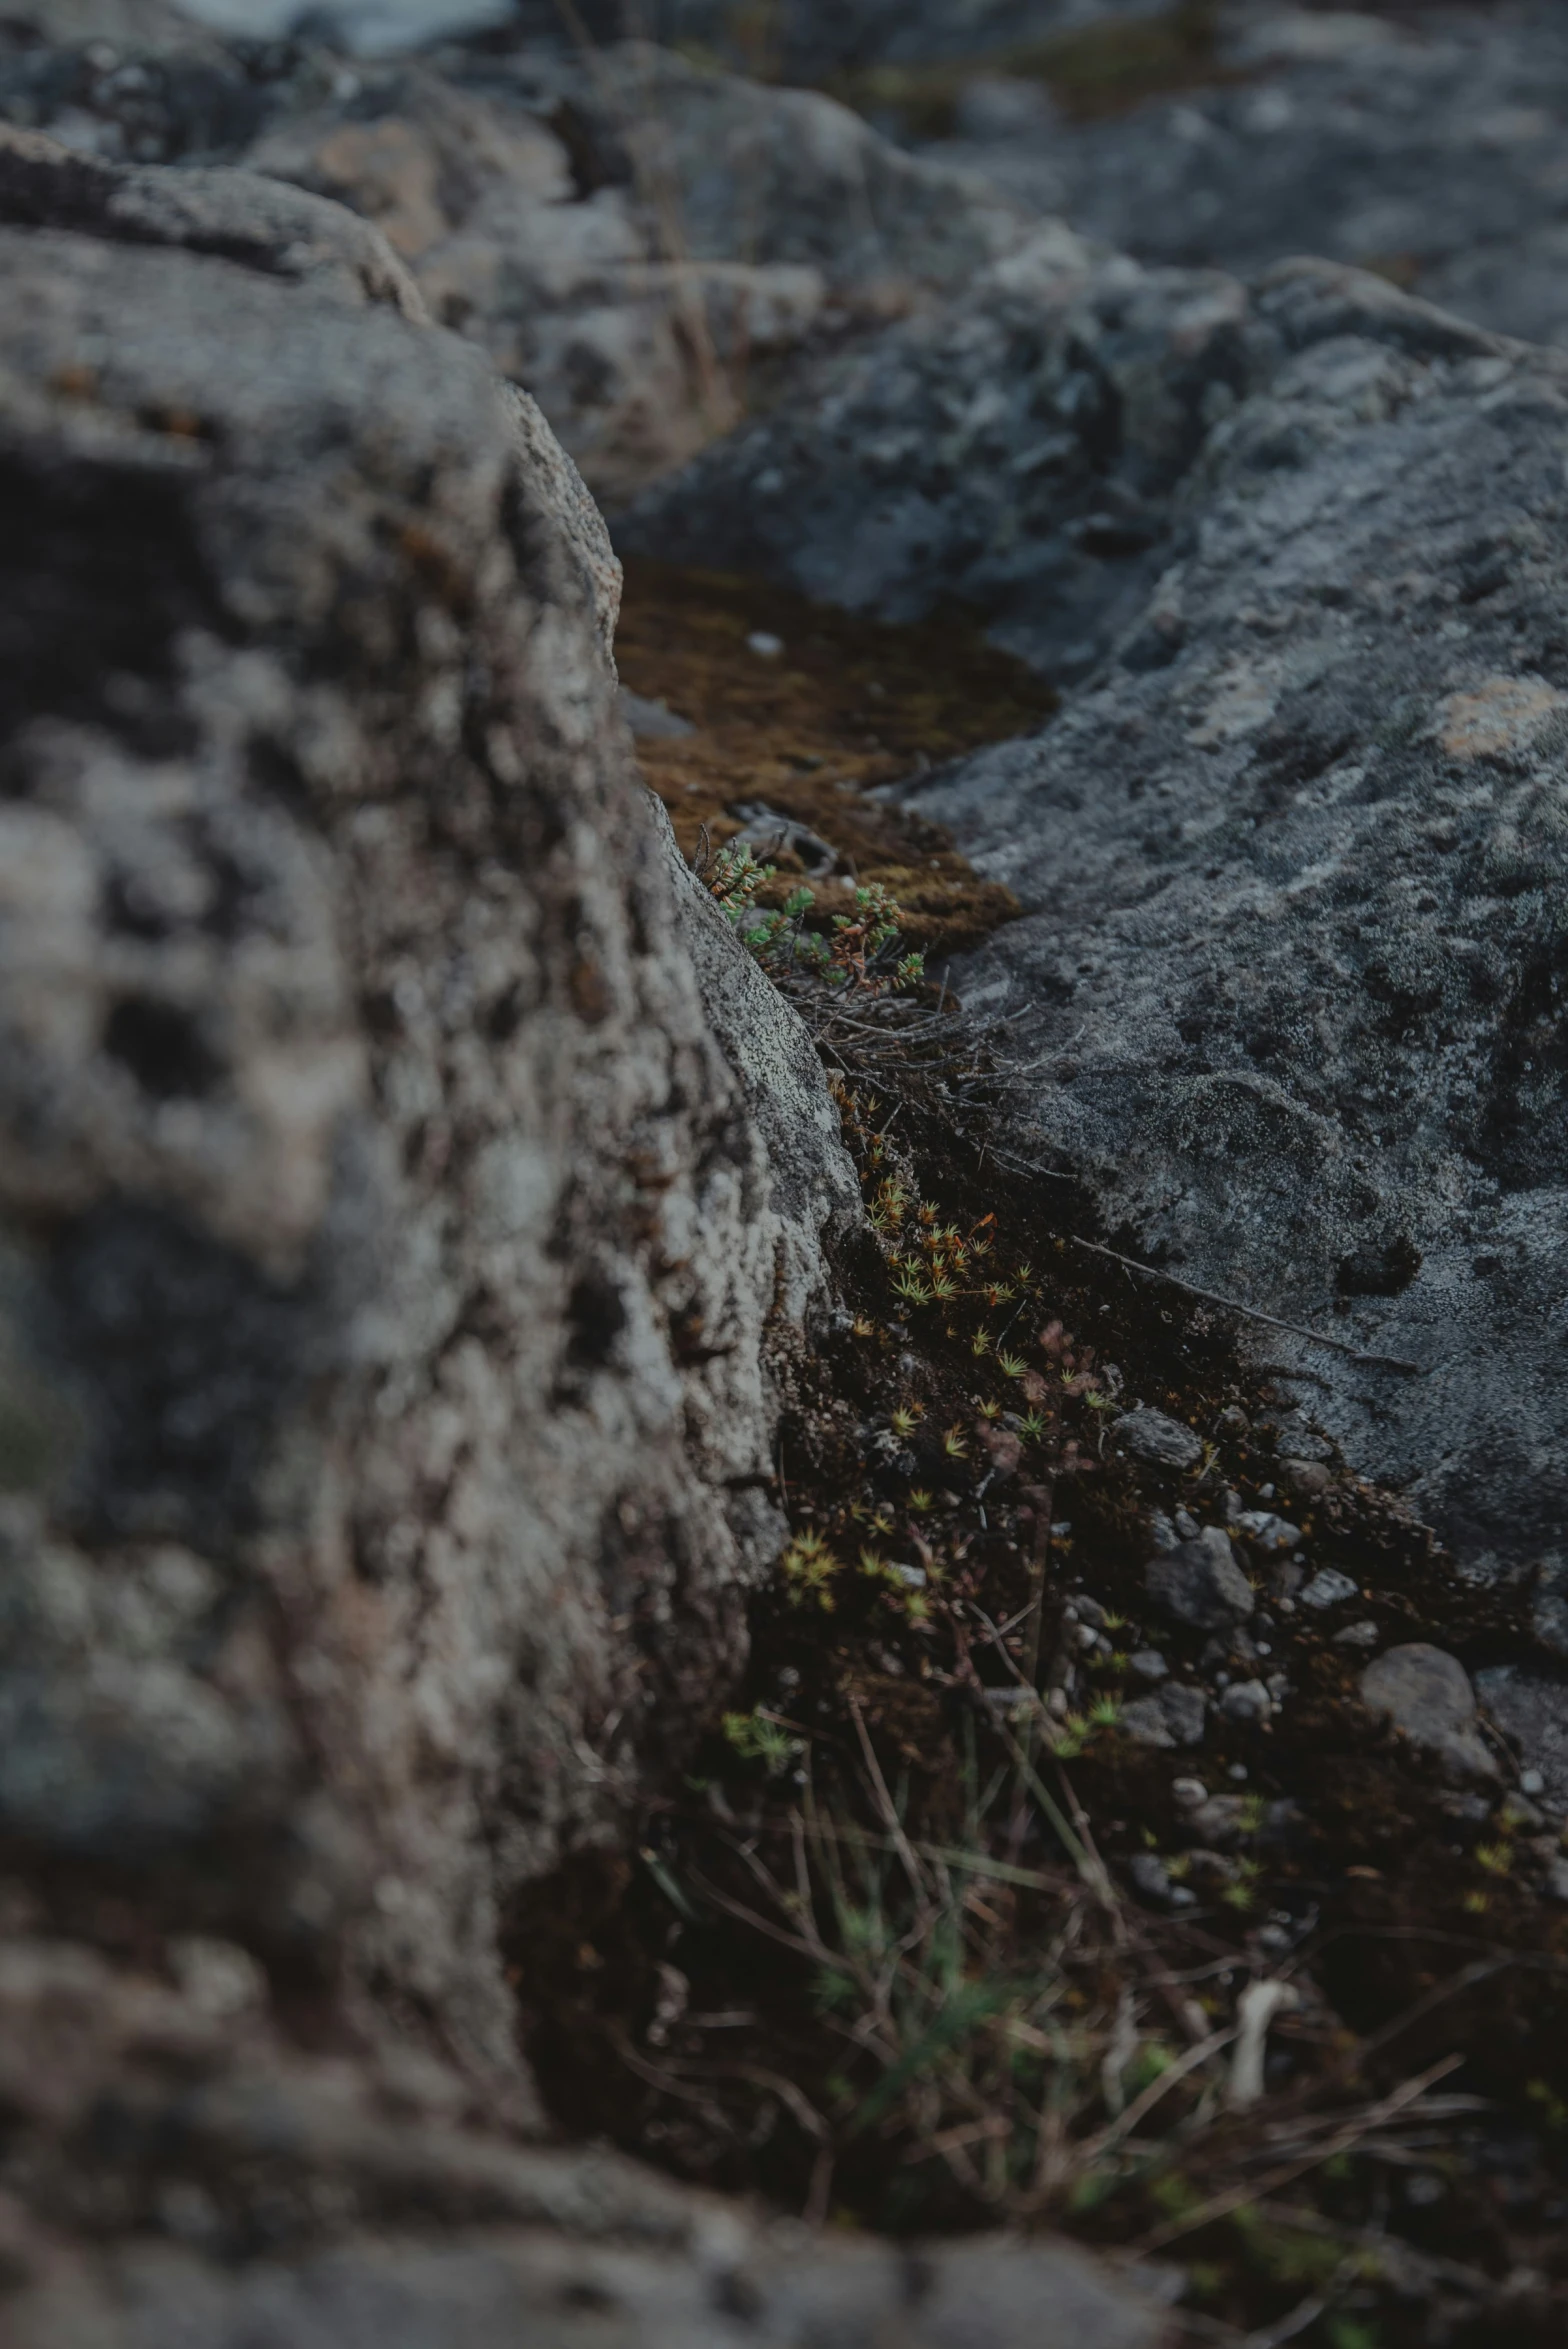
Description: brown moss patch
616,558,1053,958
834,1,1237,139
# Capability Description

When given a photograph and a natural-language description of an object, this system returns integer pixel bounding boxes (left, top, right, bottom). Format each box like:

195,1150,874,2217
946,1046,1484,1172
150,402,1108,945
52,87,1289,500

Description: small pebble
1522,1769,1546,1796
1228,1763,1249,1782
1171,1778,1207,1809
1174,1507,1201,1540
1129,1649,1169,1683
1334,1619,1380,1649
1220,1678,1272,1726
1300,1568,1359,1611
746,630,785,658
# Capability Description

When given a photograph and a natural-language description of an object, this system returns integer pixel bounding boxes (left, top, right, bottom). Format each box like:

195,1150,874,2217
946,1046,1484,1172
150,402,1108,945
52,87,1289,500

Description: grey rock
1474,1666,1568,1810
1128,1648,1168,1683
1127,1851,1173,1902
1147,1527,1254,1630
1361,1646,1499,1786
1218,1678,1272,1727
902,260,1568,1574
1116,1406,1203,1470
1181,1794,1250,1850
0,1943,1173,2349
620,688,695,741
1334,1620,1382,1651
0,122,426,317
1170,1776,1206,1809
1547,1855,1568,1904
618,229,1275,675
236,41,1030,505
1299,1569,1361,1612
1121,1680,1206,1750
0,154,847,2101
931,2,1568,357
1231,1512,1303,1558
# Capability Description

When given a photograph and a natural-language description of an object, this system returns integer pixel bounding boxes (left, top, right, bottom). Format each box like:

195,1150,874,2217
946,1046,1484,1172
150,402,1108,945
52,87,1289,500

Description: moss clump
617,559,1050,958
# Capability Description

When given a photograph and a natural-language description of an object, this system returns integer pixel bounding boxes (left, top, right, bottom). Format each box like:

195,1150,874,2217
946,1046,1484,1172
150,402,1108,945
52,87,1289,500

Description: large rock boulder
0,14,1034,501
933,3,1568,356
617,227,1278,676
0,123,1171,2349
899,260,1568,1583
0,127,855,2103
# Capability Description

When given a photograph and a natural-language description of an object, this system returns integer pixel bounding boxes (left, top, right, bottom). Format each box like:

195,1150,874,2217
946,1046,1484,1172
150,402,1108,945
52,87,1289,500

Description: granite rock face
618,227,1278,676
934,4,1568,356
0,137,858,2110
0,124,1176,2349
0,12,1033,503
898,260,1568,1584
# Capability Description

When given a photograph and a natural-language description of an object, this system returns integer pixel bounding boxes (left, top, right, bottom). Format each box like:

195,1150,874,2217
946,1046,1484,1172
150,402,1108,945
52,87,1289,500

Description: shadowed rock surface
897,261,1568,1583
0,117,1173,2349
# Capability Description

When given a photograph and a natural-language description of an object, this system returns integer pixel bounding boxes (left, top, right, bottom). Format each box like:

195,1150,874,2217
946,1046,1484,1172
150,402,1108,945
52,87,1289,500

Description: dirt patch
617,558,1051,957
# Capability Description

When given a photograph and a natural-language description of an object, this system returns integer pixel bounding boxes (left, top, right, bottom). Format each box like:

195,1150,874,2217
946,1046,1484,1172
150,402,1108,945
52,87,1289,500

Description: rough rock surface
1147,1529,1254,1631
616,225,1274,676
0,13,1033,502
0,1927,1174,2347
0,141,859,2106
0,126,1175,2349
933,4,1568,355
892,260,1568,1582
1360,1645,1498,1786
1115,1405,1202,1469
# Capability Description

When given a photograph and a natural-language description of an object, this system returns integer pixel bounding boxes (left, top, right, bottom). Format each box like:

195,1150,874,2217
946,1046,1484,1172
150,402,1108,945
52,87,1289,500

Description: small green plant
1019,1410,1047,1442
909,1489,934,1514
890,1404,921,1439
780,1529,842,1609
942,1425,968,1460
722,1707,797,1776
997,1350,1028,1380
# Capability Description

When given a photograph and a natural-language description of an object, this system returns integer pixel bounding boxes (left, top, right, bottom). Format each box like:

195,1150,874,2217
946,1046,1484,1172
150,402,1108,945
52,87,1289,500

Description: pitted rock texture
0,151,855,2104
0,14,1033,503
901,260,1568,1580
933,4,1568,356
617,227,1278,676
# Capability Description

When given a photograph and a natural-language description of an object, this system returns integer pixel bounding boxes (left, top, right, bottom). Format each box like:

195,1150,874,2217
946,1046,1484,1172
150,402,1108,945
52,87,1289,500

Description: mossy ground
525,567,1568,2345
831,2,1238,140
617,559,1051,957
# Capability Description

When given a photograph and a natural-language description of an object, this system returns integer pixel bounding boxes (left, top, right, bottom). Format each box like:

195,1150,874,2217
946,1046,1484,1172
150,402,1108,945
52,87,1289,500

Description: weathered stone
902,262,1568,1576
1299,1569,1360,1613
1474,1666,1568,1810
0,122,426,316
1361,1646,1498,1785
1218,1678,1272,1727
1128,1647,1168,1683
1147,1528,1254,1631
1115,1406,1203,1470
1121,1679,1206,1750
617,229,1274,675
933,2,1568,356
0,151,849,2099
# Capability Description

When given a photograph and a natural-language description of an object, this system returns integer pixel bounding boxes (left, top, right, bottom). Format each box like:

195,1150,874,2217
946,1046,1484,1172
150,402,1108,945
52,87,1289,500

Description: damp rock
1299,1569,1361,1612
1121,1681,1207,1751
1147,1528,1255,1631
1361,1646,1499,1786
1115,1406,1204,1470
1218,1678,1273,1728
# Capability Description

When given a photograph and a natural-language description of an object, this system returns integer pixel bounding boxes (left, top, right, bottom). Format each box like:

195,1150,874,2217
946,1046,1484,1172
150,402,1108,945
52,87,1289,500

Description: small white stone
1521,1768,1546,1796
747,630,785,658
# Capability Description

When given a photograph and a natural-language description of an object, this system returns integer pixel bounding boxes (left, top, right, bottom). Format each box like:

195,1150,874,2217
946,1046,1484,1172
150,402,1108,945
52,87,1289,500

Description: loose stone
1360,1645,1498,1785
1147,1528,1255,1629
